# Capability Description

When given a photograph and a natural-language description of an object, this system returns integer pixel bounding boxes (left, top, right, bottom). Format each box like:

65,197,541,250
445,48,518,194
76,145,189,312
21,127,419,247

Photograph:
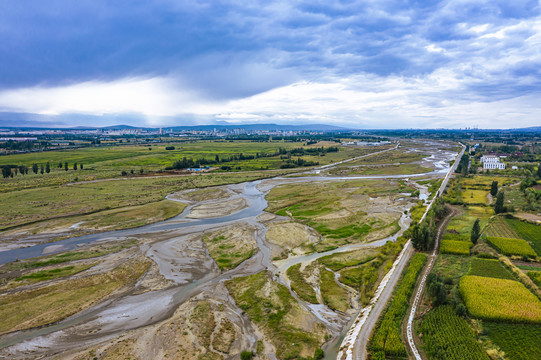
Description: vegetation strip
368,253,427,359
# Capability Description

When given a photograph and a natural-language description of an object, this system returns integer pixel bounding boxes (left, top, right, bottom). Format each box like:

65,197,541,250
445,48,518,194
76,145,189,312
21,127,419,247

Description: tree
32,163,38,174
494,191,505,214
80,163,83,170
490,181,498,196
73,162,77,170
471,218,480,244
2,166,10,178
19,165,27,175
40,164,44,174
537,163,541,179
58,161,63,168
45,162,50,173
64,162,68,171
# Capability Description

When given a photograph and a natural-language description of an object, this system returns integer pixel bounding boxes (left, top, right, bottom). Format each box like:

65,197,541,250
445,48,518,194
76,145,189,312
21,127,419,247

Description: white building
481,155,505,170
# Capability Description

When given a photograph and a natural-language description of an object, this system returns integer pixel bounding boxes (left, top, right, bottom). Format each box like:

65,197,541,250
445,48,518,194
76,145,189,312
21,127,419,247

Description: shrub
240,350,254,360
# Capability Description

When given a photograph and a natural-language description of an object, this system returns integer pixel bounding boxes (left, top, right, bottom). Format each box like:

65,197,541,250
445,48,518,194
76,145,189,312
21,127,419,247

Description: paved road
338,143,465,360
406,144,465,360
350,242,415,359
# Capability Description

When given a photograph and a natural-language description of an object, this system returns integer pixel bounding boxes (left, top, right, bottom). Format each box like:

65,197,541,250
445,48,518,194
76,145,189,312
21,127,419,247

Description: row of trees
1,162,84,178
411,198,448,251
165,147,338,170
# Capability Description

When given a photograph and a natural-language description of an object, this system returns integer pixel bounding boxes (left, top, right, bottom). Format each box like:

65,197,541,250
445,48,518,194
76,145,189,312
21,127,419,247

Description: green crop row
484,322,541,360
467,258,514,280
420,305,490,360
368,253,427,359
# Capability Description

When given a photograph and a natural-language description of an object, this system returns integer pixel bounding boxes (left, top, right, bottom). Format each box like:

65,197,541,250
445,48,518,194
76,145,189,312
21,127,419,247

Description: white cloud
2,70,538,129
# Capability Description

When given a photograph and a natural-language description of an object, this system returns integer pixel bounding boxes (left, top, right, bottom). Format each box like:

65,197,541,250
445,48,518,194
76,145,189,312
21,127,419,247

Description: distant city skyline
0,1,540,129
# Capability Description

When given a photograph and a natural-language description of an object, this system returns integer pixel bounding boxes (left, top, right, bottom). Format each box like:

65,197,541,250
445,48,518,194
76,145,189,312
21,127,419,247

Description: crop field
368,253,427,359
459,275,541,323
444,206,492,239
485,236,537,258
484,216,518,238
432,254,472,281
505,218,541,255
444,175,519,206
461,188,488,205
0,170,280,230
440,240,472,255
528,271,541,287
265,180,402,249
484,322,541,360
419,305,489,360
467,258,514,279
442,232,470,241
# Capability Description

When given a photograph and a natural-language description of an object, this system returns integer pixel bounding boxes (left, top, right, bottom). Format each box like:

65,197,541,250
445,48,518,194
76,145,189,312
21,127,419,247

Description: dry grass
0,259,150,335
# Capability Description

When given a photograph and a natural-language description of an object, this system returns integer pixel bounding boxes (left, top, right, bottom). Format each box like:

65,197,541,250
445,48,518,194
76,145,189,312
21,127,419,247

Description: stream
0,143,458,358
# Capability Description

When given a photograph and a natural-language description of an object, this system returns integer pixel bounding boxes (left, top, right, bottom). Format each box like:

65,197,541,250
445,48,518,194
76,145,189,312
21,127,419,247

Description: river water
0,143,458,358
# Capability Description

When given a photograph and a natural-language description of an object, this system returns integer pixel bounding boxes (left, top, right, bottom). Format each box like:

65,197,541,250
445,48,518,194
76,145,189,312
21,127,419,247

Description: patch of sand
265,221,319,255
188,197,246,219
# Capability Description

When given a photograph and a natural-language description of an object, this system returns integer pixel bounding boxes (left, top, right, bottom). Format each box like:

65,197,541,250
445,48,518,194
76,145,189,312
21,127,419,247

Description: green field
459,275,541,323
467,258,514,280
368,253,427,359
317,248,377,271
432,254,472,281
0,171,283,230
266,180,402,249
0,140,374,193
440,240,472,255
336,240,404,305
225,271,326,360
347,163,432,176
485,236,537,258
420,305,489,360
505,218,541,256
484,322,541,360
484,215,518,238
286,264,318,304
319,267,350,312
528,271,541,287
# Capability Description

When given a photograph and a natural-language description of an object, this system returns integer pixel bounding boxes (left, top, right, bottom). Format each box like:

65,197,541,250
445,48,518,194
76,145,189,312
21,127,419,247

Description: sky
0,0,540,129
